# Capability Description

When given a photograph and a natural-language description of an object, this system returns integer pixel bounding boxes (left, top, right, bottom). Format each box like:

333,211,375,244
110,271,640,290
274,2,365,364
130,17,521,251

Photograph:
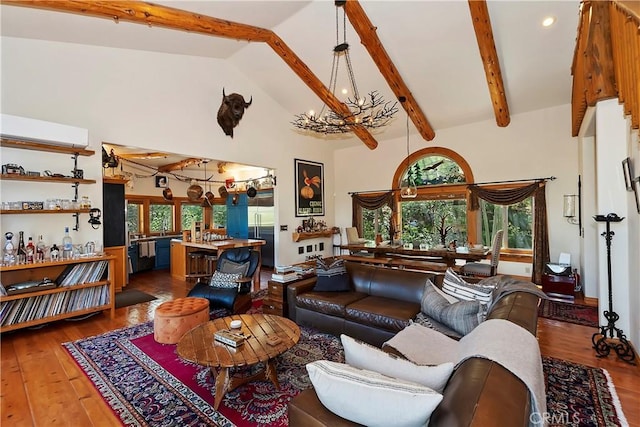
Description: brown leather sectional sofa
286,262,541,427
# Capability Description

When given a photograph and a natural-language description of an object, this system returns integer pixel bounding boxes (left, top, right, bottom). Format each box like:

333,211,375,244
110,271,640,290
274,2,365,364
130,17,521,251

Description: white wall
333,104,581,278
0,36,336,266
594,100,640,347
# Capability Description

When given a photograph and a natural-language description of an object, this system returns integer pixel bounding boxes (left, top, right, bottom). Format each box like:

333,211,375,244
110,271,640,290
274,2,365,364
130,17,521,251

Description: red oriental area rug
538,299,599,328
63,307,626,426
64,319,343,426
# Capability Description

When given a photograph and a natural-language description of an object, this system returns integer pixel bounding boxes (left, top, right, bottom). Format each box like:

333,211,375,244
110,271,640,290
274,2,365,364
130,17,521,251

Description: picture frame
622,158,633,191
155,175,168,188
294,158,324,217
634,176,640,214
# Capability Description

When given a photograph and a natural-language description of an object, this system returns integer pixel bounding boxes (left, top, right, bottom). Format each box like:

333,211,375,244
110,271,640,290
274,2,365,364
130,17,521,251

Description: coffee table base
212,358,280,410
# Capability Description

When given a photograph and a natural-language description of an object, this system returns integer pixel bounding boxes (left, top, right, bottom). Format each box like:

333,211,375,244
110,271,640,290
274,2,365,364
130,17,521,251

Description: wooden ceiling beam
468,0,510,127
344,0,436,141
2,0,379,149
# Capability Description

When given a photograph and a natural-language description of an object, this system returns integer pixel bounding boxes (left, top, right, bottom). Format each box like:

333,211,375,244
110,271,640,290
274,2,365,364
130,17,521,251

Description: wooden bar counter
170,238,266,288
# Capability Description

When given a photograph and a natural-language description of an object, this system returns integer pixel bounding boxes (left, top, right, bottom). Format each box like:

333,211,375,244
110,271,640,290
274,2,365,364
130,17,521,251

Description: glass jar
80,196,91,209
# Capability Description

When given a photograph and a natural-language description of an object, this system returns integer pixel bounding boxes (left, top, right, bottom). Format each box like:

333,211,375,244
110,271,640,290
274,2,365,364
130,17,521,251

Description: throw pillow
218,258,250,277
442,268,495,317
313,258,350,292
208,271,242,289
411,312,463,340
421,279,483,336
306,360,443,427
341,334,454,392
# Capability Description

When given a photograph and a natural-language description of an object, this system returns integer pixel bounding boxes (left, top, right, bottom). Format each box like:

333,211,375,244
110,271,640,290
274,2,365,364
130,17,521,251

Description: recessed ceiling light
542,16,556,27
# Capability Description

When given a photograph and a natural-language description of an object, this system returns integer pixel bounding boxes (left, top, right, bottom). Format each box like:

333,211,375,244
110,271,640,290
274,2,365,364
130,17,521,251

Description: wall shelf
0,255,115,333
0,137,94,156
1,209,92,215
292,230,334,242
0,174,96,184
0,137,95,230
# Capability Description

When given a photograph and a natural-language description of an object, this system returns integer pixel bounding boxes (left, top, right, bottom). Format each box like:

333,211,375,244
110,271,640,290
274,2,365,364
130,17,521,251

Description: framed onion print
294,159,324,217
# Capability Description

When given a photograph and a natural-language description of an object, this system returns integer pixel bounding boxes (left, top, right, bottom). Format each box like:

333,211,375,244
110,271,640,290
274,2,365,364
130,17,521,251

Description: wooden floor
2,269,639,426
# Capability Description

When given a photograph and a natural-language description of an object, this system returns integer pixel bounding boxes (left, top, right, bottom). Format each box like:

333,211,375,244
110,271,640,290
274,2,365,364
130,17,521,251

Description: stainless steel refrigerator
248,189,274,268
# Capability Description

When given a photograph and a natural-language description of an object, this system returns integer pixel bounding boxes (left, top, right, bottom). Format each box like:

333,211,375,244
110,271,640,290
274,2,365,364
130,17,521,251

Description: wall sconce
563,194,579,224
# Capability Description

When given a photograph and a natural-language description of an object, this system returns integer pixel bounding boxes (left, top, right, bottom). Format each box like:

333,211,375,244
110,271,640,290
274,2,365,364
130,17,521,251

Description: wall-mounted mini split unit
0,114,89,148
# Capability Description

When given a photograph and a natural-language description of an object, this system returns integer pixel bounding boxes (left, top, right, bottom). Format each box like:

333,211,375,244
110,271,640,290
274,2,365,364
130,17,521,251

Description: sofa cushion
442,268,495,318
421,280,483,336
412,312,463,340
306,360,443,427
314,258,351,292
341,334,454,392
297,291,368,317
345,296,420,332
217,258,250,277
209,271,242,289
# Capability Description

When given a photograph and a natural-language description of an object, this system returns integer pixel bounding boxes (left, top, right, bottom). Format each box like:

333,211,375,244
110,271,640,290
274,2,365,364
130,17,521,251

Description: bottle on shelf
17,231,27,262
50,244,60,261
3,232,15,265
26,237,35,263
62,227,73,259
36,235,46,262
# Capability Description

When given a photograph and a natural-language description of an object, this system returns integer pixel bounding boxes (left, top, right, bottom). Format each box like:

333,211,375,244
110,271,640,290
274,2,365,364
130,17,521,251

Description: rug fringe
602,368,629,427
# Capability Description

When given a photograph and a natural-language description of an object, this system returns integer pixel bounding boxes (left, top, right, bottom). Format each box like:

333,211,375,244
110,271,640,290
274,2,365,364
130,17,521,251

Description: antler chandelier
292,1,398,135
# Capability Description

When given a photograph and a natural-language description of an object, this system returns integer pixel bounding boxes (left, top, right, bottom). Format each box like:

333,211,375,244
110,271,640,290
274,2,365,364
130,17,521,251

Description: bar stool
187,251,207,281
204,254,218,276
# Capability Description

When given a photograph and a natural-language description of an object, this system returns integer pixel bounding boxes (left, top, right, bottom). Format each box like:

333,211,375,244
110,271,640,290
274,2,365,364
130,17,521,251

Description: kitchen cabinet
128,244,139,273
226,193,248,239
154,238,171,270
104,246,127,292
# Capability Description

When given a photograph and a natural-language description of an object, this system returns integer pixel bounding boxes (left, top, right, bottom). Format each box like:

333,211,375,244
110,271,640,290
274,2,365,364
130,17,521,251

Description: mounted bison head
217,88,252,138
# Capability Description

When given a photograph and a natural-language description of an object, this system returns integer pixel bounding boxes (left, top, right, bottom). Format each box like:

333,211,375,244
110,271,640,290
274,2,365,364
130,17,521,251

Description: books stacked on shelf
292,264,315,277
271,269,299,283
274,265,293,273
0,284,110,327
271,265,299,282
56,260,109,286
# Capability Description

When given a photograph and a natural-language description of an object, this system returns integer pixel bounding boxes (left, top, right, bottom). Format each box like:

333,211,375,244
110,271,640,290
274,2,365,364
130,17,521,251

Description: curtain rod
347,176,556,195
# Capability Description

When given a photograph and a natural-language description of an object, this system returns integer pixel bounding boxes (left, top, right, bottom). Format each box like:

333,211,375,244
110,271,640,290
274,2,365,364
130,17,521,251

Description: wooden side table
263,276,315,318
541,273,578,299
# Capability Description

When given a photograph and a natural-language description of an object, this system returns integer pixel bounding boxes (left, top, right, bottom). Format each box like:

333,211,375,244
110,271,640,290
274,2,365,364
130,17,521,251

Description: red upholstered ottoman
154,297,209,344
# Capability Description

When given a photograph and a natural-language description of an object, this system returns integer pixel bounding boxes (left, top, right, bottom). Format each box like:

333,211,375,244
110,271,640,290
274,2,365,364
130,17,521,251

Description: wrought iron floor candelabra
591,213,636,364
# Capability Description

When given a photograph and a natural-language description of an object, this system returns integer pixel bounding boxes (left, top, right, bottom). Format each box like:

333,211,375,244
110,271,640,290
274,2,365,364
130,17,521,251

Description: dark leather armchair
187,248,260,314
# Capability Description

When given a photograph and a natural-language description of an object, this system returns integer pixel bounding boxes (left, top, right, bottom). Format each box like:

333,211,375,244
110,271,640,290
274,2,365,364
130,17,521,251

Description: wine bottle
17,231,27,260
62,227,73,259
26,237,35,263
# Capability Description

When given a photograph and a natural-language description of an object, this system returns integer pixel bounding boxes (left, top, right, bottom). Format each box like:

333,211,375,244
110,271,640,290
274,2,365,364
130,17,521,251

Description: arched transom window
357,147,534,256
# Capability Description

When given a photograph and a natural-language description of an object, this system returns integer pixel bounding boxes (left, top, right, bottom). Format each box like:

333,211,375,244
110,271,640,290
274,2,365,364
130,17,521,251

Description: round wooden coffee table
176,313,300,410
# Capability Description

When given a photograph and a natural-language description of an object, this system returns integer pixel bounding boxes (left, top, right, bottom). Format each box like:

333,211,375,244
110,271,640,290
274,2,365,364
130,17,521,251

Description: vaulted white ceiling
1,0,580,153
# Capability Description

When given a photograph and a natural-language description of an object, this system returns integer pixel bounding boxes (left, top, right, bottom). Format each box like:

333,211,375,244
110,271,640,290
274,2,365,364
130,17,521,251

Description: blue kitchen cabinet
154,238,171,269
128,244,139,273
226,193,249,239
